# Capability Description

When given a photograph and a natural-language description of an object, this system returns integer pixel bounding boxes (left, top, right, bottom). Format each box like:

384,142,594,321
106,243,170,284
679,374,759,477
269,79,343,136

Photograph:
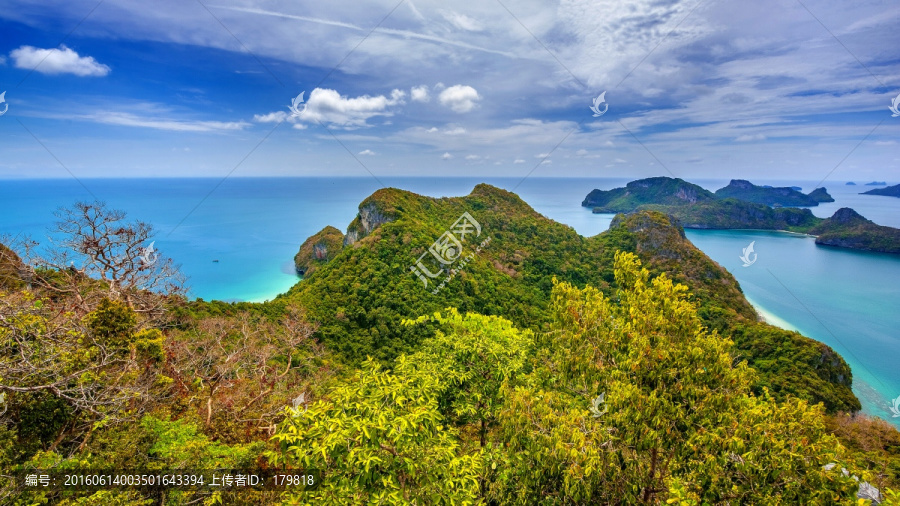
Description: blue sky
0,0,898,182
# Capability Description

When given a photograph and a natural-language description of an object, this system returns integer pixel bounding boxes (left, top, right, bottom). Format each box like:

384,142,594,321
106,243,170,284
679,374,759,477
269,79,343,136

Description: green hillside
4,191,900,505
286,184,857,412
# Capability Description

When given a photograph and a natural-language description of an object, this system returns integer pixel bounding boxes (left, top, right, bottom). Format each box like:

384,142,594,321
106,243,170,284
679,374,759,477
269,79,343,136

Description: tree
399,309,532,447
269,359,482,505
167,305,323,439
0,292,166,455
11,201,185,320
488,251,860,504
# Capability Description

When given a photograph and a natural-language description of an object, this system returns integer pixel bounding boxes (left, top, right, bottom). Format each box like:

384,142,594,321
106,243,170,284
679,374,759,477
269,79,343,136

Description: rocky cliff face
294,226,345,275
344,200,397,246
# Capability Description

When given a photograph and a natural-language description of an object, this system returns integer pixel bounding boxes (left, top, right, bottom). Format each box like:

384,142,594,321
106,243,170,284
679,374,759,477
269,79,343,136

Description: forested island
583,177,900,254
1,188,898,504
714,179,834,206
863,183,900,198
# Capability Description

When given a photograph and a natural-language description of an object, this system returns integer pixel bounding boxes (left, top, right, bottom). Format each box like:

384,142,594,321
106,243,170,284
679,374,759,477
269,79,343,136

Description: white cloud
438,85,480,113
442,152,453,160
445,126,467,135
359,149,376,155
287,87,406,128
465,154,480,160
439,10,483,31
514,159,525,164
79,111,248,132
735,133,767,142
411,85,430,102
575,149,589,156
10,45,110,76
426,127,439,133
254,111,288,123
535,153,550,158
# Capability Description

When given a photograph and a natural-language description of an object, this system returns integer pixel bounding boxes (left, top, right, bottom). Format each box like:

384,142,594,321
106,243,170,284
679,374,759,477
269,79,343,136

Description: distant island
582,177,900,254
714,179,833,207
861,183,900,198
845,182,856,185
865,181,887,186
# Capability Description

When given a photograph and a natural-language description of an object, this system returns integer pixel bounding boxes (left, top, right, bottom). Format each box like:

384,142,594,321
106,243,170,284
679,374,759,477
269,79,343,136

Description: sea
1,176,898,427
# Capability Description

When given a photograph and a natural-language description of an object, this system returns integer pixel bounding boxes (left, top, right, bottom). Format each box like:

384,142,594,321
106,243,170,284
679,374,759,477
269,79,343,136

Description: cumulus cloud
736,133,767,142
411,85,430,102
358,149,376,155
438,85,480,113
445,126,467,135
514,159,525,164
442,152,453,160
283,87,406,128
465,154,480,160
10,45,110,76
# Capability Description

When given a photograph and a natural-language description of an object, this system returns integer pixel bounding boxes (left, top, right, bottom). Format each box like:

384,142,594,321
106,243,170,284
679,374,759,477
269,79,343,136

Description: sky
0,0,898,183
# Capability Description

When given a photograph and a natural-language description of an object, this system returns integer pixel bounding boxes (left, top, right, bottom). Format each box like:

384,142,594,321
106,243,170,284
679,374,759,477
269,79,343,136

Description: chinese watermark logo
140,241,158,266
890,395,900,418
589,392,607,418
289,92,306,117
410,211,491,294
590,91,608,117
740,241,757,267
0,91,7,116
890,93,900,117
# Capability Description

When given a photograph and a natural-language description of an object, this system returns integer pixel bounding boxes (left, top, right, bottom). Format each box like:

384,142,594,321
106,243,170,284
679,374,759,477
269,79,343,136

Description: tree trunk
642,447,658,502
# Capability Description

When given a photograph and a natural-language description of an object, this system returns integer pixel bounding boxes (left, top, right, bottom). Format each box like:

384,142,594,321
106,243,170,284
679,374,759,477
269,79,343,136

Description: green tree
269,359,481,505
400,309,533,447
489,251,859,504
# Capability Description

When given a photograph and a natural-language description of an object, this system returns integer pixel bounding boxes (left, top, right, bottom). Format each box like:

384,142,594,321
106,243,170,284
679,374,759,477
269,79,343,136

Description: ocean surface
1,176,898,426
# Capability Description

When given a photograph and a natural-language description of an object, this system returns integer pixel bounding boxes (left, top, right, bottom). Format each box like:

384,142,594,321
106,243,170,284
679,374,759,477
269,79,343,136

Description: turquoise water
684,229,900,427
0,177,617,301
1,176,898,426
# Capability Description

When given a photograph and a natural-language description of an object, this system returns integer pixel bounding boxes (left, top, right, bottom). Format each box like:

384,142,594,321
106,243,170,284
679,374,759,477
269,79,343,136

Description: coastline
746,295,800,331
745,295,899,428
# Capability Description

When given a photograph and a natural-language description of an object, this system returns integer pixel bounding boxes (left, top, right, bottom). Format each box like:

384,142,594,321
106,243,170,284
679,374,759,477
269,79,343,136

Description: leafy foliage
270,359,482,505
488,252,859,504
400,309,533,447
3,192,898,505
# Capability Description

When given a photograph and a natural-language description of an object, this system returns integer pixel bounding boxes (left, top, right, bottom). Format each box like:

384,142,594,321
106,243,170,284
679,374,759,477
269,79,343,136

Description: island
808,208,900,253
714,179,833,206
861,183,900,198
865,181,887,186
583,177,900,254
846,182,857,185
